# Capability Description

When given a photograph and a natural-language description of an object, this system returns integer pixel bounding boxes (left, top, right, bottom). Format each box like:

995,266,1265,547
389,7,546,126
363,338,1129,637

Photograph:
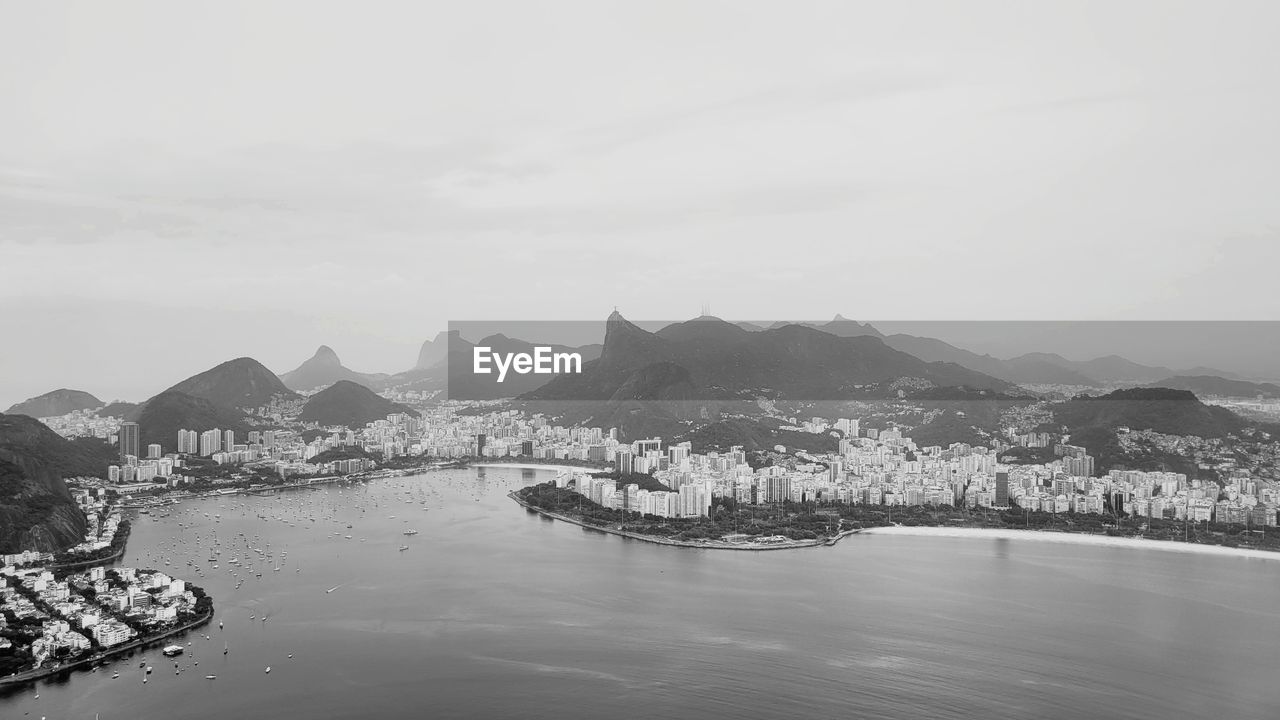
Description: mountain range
1140,375,1280,399
526,312,1015,402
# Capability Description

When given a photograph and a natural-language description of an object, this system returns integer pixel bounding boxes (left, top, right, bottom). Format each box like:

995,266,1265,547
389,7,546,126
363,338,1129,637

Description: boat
205,675,217,679
265,666,271,673
162,645,184,657
398,545,409,551
403,530,419,535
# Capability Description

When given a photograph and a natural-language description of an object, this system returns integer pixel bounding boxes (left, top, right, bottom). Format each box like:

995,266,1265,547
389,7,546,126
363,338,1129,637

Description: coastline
0,609,215,688
510,491,855,551
861,526,1280,561
474,462,607,475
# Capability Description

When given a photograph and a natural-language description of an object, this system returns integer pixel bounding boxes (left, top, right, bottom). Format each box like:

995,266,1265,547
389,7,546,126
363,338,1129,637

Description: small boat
205,675,217,679
399,545,409,551
112,672,119,679
264,666,271,673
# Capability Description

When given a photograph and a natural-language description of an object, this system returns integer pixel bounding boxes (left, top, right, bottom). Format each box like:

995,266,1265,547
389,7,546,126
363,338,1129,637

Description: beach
861,525,1280,562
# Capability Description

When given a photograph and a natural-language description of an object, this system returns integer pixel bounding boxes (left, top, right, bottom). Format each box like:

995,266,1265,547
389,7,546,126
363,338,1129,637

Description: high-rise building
147,443,162,459
118,422,140,462
995,471,1009,507
200,429,222,457
223,430,235,452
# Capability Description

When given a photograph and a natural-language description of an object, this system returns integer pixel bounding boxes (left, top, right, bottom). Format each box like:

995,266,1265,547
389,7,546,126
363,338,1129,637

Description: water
5,467,1280,719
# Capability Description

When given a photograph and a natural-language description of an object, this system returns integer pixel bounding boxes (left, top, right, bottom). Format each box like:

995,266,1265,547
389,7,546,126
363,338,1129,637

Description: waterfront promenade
0,609,215,688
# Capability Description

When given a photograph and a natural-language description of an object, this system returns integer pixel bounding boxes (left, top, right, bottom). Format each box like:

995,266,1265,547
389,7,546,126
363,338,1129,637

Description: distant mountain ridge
279,345,388,392
1145,375,1280,399
5,389,103,418
527,312,1015,402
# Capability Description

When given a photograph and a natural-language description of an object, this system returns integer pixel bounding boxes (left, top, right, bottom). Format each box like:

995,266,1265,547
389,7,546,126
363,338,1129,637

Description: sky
2,0,1280,406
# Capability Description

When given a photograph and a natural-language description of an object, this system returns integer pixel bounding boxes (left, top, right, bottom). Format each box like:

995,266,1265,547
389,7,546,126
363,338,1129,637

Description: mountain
881,335,1014,379
5,389,103,418
384,332,603,398
1069,355,1174,384
299,380,419,428
279,345,389,392
416,331,454,370
1002,353,1170,385
136,391,252,453
1145,375,1280,399
164,357,299,409
1000,354,1101,386
1048,387,1262,476
446,334,603,400
1052,388,1248,439
818,314,884,339
98,401,142,420
0,413,115,553
742,315,882,338
526,312,1014,402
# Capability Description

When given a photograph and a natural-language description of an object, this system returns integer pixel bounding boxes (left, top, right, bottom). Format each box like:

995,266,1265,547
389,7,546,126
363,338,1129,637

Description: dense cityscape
24,396,1280,533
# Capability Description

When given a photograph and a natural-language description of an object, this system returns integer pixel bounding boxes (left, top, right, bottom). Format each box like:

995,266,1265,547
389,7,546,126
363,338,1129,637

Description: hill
0,413,114,552
1047,388,1261,476
527,312,1014,402
299,380,419,428
5,389,103,418
679,418,842,454
279,345,388,392
1145,375,1280,399
98,401,142,420
1052,387,1248,439
137,390,253,453
164,357,299,409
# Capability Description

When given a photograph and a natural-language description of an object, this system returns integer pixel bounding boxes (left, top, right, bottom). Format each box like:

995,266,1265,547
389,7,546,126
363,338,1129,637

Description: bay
4,467,1279,720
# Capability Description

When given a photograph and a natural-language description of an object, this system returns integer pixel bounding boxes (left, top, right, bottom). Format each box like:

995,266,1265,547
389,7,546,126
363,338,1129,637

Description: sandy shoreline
861,526,1280,561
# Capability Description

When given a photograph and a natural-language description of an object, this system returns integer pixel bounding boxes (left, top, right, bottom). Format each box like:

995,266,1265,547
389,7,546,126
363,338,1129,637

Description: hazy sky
3,1,1280,406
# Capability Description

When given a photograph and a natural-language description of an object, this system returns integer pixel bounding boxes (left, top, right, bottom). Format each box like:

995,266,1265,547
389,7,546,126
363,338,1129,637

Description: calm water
5,467,1280,720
